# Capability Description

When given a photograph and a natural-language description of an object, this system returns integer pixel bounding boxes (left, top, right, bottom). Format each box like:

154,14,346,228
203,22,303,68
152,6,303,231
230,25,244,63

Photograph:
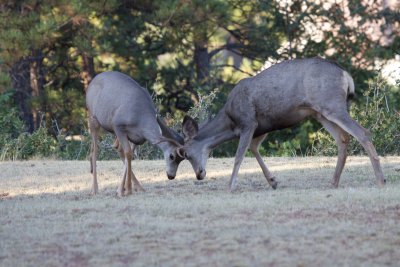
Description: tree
0,1,52,132
0,0,398,158
273,0,399,88
0,0,119,134
123,0,287,114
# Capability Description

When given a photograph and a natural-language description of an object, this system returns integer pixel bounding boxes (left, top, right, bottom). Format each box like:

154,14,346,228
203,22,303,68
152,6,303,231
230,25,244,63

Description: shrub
131,90,220,160
0,110,56,160
22,121,56,158
0,91,59,160
2,75,398,161
164,89,218,130
55,128,91,160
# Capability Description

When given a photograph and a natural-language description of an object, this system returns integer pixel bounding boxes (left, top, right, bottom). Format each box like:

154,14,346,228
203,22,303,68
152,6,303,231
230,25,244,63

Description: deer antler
155,136,183,148
176,147,185,158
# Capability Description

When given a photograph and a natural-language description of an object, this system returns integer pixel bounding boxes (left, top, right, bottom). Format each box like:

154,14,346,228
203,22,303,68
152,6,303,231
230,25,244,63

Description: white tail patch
343,71,355,96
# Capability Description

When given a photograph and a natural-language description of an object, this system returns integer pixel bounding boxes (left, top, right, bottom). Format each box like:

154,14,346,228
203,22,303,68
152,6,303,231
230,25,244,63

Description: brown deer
179,57,386,191
86,71,184,196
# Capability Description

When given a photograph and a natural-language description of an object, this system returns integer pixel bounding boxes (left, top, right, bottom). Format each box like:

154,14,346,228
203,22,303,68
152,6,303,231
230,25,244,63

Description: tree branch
208,43,244,59
213,64,253,76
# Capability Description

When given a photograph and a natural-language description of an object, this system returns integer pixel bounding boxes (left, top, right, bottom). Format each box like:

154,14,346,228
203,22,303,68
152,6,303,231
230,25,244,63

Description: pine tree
0,1,56,131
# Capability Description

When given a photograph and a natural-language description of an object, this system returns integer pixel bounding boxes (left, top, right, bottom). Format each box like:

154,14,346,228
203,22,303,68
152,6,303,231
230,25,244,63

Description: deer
86,71,184,196
179,57,386,191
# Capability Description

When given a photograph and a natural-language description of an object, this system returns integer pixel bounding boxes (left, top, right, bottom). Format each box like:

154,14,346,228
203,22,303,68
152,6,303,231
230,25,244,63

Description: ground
1,156,400,267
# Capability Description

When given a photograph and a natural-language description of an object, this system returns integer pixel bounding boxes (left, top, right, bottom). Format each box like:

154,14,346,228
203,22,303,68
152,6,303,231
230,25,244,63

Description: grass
1,156,400,267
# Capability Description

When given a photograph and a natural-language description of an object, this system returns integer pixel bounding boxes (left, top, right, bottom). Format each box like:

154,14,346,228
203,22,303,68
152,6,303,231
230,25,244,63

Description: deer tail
344,71,355,100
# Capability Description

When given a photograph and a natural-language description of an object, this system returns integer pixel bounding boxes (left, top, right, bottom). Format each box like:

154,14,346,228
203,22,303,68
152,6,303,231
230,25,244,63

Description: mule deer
86,71,184,196
179,57,386,191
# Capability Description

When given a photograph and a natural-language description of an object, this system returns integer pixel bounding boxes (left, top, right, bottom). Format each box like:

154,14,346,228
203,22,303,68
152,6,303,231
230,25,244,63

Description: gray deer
179,57,386,191
86,71,184,196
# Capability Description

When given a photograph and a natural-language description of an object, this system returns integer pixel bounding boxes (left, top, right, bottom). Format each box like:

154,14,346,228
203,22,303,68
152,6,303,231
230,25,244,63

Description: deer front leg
229,125,256,191
131,171,145,192
113,139,145,194
113,132,134,197
115,138,128,196
123,149,133,196
127,144,145,192
118,165,127,197
114,138,144,194
250,134,278,189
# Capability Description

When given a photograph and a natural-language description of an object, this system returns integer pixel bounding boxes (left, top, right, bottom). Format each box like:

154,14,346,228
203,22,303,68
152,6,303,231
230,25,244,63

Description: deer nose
167,174,175,180
196,169,206,180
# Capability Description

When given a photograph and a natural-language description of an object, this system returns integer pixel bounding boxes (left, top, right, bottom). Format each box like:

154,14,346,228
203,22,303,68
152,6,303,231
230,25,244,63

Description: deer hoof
91,186,98,195
134,185,145,192
125,189,133,196
331,181,339,189
229,184,238,193
117,189,124,197
269,177,278,190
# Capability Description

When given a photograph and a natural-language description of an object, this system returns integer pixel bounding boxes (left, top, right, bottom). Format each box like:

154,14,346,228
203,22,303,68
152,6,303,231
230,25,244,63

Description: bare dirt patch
0,156,399,266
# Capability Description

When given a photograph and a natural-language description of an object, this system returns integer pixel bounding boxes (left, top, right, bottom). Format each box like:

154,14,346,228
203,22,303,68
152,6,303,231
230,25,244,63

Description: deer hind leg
249,133,278,189
89,116,100,195
229,124,257,192
322,111,386,187
315,115,349,188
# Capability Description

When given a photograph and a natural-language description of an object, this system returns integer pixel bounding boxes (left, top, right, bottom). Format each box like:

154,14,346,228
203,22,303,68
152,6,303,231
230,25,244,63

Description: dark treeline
0,0,399,159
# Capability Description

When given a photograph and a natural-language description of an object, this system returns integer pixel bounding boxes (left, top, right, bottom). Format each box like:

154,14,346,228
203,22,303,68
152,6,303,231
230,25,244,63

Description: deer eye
169,154,175,161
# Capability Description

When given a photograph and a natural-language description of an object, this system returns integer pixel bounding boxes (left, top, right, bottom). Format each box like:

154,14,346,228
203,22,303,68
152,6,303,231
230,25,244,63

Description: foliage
1,74,399,161
134,90,220,160
0,101,56,160
262,120,317,157
312,77,400,156
55,129,91,160
0,110,26,160
0,0,399,160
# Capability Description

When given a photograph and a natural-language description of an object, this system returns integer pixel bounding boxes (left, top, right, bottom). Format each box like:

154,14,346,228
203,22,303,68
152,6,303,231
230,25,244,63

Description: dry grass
1,156,400,267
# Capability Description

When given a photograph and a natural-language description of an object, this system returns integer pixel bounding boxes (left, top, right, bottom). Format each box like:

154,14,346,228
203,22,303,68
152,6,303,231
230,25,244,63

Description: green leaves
0,0,398,159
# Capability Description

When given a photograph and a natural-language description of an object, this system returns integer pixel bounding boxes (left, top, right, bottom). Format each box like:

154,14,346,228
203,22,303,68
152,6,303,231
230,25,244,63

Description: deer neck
139,118,167,147
195,109,236,150
157,116,184,145
142,119,181,153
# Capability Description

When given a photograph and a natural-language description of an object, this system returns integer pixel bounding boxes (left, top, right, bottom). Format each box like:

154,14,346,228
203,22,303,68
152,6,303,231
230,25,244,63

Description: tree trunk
193,27,210,85
81,52,95,92
30,49,45,129
194,40,210,84
10,58,34,133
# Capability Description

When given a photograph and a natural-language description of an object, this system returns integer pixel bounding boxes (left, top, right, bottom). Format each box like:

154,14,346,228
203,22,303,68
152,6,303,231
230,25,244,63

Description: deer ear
182,115,198,140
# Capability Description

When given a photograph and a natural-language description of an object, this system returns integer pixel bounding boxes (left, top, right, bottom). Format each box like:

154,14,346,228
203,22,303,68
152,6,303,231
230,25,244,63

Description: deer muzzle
196,169,206,180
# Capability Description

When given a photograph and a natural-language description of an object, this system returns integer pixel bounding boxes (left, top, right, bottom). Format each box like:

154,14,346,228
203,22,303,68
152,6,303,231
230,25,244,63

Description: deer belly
255,108,315,133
